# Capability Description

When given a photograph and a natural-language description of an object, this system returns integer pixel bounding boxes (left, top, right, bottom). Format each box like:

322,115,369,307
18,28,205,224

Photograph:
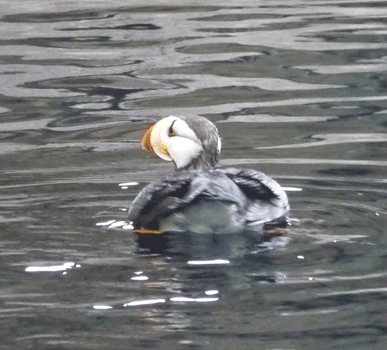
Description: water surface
0,1,386,349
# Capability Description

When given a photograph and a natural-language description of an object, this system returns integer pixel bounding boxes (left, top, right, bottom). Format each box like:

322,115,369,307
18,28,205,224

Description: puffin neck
173,151,218,172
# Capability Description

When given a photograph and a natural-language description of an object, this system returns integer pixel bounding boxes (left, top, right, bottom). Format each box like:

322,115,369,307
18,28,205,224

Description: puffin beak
141,119,173,161
141,125,154,152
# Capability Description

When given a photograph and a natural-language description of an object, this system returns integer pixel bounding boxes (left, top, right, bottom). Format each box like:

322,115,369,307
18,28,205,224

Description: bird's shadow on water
136,229,290,261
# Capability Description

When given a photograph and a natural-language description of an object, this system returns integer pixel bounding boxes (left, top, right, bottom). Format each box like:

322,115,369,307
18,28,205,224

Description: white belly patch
159,201,244,234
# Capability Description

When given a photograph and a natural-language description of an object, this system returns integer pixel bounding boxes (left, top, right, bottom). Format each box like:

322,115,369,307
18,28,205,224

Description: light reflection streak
318,287,387,297
25,262,75,272
119,182,139,189
282,187,302,192
187,259,230,266
170,297,219,303
255,133,387,150
93,305,113,310
281,308,338,317
281,271,387,286
122,223,134,230
205,290,219,296
131,276,148,281
95,220,134,230
96,220,115,227
106,220,127,228
122,295,220,307
124,299,166,307
333,272,387,281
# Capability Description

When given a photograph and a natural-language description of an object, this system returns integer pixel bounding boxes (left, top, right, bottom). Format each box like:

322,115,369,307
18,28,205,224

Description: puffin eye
168,120,176,137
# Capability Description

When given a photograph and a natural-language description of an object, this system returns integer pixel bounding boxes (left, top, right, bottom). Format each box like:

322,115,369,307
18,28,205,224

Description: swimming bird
128,115,289,234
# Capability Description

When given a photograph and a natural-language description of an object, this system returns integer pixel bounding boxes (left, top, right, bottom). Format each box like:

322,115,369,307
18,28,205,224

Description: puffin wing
128,170,246,231
127,175,191,230
215,168,289,226
128,168,289,232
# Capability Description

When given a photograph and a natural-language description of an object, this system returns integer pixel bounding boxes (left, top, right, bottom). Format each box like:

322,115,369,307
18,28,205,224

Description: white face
150,116,203,168
166,135,203,169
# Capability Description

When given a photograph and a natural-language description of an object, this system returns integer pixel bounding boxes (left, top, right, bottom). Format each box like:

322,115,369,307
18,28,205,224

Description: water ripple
1,2,387,349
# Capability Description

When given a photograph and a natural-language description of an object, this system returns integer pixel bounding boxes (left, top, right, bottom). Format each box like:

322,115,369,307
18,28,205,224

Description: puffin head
141,115,221,171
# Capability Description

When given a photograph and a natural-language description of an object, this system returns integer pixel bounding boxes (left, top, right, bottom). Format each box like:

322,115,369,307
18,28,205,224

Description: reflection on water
0,1,387,349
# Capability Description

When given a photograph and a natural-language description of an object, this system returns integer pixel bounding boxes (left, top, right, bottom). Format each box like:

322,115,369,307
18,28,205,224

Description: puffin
128,115,289,234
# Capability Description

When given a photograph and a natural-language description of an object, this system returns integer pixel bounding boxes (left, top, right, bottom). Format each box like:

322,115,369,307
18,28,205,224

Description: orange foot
134,228,163,235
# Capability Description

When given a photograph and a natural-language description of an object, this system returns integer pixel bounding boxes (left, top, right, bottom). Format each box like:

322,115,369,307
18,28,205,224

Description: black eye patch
168,120,177,136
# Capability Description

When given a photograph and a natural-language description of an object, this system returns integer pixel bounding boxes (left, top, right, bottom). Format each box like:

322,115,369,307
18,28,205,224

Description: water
1,1,386,349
